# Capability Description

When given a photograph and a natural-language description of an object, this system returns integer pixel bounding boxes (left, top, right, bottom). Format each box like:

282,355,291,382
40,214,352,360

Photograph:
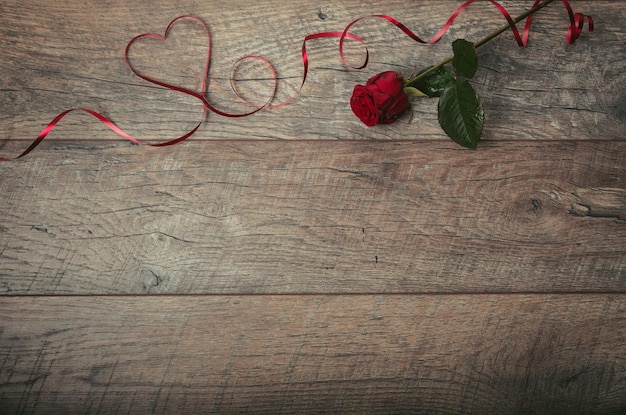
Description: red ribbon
0,1,593,161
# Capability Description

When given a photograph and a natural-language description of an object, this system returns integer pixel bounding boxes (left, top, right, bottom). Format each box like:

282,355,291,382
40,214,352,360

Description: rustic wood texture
1,140,624,294
1,0,625,413
1,295,626,414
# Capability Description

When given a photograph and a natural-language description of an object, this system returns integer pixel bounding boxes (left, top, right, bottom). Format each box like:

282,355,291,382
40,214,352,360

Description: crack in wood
568,189,626,222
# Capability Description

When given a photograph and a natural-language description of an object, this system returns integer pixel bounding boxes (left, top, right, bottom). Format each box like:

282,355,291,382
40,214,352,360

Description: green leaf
452,39,478,79
404,86,427,97
409,65,456,98
438,80,484,149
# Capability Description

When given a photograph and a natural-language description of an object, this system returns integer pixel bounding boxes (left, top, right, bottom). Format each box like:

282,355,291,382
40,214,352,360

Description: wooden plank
0,294,624,414
1,140,624,294
0,0,622,148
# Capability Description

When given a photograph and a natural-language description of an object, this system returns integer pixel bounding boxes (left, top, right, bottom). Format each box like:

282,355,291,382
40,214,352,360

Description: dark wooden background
1,1,625,413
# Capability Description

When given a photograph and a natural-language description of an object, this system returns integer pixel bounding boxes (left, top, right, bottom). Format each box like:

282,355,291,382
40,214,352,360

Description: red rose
350,71,410,126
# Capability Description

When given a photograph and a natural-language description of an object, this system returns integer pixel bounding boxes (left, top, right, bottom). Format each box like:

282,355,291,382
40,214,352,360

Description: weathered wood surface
1,140,624,294
1,295,625,414
1,0,625,414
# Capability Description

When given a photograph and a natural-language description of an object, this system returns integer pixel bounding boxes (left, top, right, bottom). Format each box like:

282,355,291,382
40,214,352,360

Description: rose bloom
350,71,410,126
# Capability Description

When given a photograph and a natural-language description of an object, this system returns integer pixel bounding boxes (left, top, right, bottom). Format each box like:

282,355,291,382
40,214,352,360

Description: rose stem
405,0,557,86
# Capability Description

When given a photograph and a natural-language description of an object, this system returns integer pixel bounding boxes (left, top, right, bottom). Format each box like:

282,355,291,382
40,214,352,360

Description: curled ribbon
0,0,593,161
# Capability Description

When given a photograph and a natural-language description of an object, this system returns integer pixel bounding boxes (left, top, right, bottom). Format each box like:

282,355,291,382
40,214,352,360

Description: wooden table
1,1,624,413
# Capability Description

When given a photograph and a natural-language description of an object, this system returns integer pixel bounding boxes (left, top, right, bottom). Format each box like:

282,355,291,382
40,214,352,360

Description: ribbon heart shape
0,15,278,161
124,15,211,147
124,15,278,146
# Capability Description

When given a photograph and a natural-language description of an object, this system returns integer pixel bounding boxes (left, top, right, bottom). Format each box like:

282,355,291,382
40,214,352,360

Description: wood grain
1,140,624,294
0,0,623,149
1,295,625,415
1,1,625,413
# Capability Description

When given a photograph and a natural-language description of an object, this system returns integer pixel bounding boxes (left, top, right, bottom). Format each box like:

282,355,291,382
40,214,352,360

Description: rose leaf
410,65,456,98
438,80,484,149
452,39,478,79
